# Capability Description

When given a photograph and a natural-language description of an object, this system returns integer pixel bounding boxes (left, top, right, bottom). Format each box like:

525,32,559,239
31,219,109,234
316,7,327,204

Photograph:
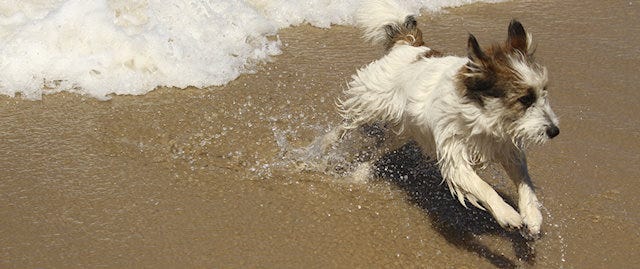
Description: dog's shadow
374,142,535,268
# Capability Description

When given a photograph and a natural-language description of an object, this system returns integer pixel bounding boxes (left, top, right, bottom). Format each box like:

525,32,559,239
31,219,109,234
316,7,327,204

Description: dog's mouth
511,126,556,148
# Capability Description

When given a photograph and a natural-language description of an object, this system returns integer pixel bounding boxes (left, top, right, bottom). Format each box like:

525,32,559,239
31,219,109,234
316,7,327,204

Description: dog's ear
507,20,529,54
467,34,488,64
464,34,504,105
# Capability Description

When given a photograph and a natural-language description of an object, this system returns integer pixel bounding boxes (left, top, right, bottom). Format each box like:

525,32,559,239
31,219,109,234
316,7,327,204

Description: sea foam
0,0,502,99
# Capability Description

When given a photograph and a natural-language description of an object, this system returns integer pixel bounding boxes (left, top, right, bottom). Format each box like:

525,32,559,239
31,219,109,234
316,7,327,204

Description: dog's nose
546,125,560,138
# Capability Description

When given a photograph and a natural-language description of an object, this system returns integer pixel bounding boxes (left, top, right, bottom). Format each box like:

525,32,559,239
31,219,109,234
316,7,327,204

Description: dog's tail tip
356,0,422,49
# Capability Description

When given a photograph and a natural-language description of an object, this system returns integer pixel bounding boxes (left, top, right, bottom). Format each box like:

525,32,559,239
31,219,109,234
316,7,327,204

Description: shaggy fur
332,0,559,237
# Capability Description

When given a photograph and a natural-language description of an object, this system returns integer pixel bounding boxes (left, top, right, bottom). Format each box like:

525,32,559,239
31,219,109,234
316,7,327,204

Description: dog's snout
546,125,560,139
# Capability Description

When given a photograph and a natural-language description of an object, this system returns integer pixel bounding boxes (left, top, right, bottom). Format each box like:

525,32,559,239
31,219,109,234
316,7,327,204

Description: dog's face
460,20,559,147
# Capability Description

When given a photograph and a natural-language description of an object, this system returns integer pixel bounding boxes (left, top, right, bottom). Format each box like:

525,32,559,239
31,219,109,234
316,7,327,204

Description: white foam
0,0,502,99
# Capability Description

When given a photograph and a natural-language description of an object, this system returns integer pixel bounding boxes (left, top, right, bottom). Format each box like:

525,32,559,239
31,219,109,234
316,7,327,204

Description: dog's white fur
328,0,559,237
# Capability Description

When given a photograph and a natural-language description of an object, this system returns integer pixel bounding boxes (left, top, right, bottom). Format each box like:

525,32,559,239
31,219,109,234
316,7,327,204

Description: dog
324,0,560,237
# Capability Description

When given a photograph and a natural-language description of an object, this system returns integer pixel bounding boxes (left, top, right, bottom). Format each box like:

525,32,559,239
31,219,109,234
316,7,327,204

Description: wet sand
1,0,638,268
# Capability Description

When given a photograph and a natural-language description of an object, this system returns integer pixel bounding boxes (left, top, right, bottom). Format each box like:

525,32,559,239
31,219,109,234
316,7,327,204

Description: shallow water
1,0,639,268
0,0,500,99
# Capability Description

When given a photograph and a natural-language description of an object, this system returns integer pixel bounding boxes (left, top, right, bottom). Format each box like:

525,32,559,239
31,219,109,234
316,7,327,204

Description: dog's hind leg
297,122,405,179
347,123,408,181
500,151,543,238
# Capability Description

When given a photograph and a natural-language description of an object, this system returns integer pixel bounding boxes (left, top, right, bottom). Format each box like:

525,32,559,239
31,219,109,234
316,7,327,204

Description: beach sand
1,0,638,268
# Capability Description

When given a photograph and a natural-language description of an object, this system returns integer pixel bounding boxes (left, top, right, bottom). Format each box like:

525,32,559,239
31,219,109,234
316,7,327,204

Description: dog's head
460,20,559,147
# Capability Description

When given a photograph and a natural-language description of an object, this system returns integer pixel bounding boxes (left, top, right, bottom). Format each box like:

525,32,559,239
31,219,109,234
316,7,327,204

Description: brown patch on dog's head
458,20,546,118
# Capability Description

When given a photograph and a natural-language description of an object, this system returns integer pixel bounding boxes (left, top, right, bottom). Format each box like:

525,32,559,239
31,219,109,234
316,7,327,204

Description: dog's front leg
440,160,523,230
500,151,543,237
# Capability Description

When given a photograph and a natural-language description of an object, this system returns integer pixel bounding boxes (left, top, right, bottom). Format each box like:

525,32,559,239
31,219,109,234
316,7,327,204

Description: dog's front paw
493,204,523,230
521,204,543,238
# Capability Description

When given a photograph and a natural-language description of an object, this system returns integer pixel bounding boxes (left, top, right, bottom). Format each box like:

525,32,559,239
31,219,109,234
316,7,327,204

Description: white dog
327,0,560,237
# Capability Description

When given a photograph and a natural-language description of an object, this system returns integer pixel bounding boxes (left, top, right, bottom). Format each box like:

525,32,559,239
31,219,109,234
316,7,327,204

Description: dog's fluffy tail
356,0,424,50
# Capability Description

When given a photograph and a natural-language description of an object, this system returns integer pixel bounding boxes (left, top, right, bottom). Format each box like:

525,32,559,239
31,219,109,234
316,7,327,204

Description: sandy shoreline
1,0,639,268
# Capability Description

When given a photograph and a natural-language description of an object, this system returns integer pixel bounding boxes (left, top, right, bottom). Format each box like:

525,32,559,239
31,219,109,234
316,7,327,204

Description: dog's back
339,0,426,130
339,1,464,132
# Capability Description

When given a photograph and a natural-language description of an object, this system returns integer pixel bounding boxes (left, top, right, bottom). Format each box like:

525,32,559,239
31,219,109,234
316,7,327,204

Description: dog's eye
518,92,536,107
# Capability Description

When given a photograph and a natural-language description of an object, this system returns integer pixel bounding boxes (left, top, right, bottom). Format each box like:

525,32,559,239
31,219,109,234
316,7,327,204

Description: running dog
333,0,559,237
